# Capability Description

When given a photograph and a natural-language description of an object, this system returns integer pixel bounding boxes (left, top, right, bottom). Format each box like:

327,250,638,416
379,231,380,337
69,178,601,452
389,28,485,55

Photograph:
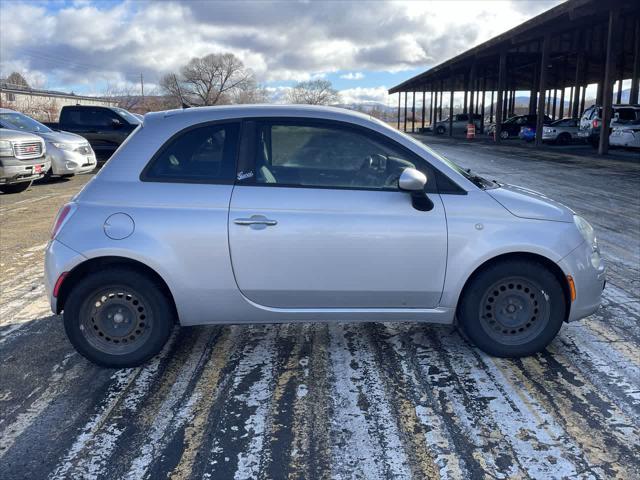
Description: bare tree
286,80,340,105
161,53,257,106
103,83,142,111
159,73,189,107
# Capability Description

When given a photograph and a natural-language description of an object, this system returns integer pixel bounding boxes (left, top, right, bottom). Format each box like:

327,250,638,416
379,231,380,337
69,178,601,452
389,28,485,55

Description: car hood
38,130,87,144
487,184,574,223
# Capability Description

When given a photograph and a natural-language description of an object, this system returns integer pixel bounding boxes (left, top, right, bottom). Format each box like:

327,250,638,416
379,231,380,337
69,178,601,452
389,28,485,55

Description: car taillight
51,203,76,239
592,119,600,129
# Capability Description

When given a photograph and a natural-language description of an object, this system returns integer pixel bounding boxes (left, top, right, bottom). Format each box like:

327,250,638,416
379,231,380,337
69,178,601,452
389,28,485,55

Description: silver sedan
542,118,580,144
44,105,605,367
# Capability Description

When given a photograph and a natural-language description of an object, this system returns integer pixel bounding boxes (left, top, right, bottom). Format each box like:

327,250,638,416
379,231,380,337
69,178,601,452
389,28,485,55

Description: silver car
44,105,606,367
542,118,580,144
0,108,97,178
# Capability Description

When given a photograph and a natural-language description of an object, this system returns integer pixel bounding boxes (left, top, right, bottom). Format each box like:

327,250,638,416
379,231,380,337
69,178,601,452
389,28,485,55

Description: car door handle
234,216,277,226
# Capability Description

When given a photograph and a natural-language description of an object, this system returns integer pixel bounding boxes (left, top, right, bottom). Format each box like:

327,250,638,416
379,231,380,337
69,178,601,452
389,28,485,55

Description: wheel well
56,256,178,320
456,252,571,322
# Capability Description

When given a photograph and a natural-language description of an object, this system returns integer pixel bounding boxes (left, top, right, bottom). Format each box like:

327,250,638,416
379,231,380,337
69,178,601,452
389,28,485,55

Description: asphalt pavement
0,140,638,480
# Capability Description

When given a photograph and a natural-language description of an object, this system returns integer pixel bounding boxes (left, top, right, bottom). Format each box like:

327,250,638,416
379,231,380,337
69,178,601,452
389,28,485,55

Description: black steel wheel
478,276,550,346
64,267,174,367
457,259,566,357
80,287,153,356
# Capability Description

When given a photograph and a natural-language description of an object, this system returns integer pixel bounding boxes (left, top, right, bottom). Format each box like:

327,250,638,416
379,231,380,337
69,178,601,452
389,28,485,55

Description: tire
556,133,571,145
64,267,174,367
0,181,32,194
500,130,509,140
436,125,446,135
457,259,566,357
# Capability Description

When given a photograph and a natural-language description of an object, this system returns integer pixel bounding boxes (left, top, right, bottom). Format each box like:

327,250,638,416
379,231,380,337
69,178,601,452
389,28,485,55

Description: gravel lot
1,141,639,480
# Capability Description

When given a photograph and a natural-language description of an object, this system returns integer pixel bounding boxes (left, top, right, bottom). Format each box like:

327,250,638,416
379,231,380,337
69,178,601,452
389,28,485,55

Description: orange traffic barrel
467,123,476,139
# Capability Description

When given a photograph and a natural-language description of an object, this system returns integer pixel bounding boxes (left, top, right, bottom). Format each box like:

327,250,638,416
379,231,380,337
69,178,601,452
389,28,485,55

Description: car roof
144,104,374,124
0,108,18,114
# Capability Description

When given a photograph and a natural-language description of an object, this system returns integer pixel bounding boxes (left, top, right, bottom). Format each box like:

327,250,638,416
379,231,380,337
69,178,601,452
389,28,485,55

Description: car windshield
0,112,52,133
112,107,141,125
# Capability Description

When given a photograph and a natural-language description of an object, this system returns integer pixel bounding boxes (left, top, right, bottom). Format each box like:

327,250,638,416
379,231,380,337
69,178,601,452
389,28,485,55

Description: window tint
254,122,423,190
82,109,116,127
143,123,238,183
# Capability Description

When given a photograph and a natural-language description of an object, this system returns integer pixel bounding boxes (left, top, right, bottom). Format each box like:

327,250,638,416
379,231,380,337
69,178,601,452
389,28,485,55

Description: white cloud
340,72,364,80
339,86,389,105
0,0,563,99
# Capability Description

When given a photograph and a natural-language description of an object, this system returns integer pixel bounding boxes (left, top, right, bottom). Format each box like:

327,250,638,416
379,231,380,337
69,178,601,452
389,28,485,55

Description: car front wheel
63,268,174,367
457,259,566,357
500,130,509,139
0,181,32,194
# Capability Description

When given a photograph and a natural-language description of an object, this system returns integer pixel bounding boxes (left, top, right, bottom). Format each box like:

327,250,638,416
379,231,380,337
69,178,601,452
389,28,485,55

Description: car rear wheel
457,259,566,357
64,268,174,367
0,181,32,194
500,130,509,139
436,125,446,135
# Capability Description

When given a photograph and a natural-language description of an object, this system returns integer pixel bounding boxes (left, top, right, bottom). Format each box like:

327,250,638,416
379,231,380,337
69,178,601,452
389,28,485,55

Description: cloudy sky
0,0,563,105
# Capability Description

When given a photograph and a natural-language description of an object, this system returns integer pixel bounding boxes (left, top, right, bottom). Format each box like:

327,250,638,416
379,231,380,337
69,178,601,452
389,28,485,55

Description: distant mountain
337,102,397,113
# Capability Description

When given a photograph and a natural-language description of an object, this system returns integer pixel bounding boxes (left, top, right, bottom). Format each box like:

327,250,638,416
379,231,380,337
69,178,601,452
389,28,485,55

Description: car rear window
142,123,239,184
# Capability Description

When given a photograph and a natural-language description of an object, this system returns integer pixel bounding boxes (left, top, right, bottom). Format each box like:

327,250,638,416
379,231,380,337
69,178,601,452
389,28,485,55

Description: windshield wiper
465,168,499,189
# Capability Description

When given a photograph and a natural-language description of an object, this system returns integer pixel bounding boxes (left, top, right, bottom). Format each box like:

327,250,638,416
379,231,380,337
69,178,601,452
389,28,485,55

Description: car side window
254,122,424,190
142,123,239,183
85,109,117,127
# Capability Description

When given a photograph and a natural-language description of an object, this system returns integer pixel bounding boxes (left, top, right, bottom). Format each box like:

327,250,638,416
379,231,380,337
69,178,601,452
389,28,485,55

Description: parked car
0,108,96,178
0,129,50,193
490,114,552,140
44,105,140,160
542,118,581,145
577,104,640,148
45,105,605,367
434,113,482,135
609,105,640,150
519,126,535,142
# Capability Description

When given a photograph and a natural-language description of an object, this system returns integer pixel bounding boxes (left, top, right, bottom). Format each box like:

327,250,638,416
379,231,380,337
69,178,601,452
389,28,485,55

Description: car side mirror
398,168,434,212
111,118,122,128
398,167,427,191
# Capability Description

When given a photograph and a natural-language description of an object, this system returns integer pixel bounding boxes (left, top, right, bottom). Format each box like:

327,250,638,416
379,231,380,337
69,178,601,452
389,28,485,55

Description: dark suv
45,106,140,160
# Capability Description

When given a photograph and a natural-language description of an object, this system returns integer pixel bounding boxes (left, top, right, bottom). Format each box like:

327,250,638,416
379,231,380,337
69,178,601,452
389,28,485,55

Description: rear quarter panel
55,180,243,325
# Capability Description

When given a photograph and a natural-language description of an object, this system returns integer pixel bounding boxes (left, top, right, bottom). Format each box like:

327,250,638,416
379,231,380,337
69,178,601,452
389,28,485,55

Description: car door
228,119,448,309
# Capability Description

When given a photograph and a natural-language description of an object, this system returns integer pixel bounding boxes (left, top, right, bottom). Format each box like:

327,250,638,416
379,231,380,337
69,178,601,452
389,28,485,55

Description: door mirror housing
111,118,122,128
398,167,427,192
399,167,433,212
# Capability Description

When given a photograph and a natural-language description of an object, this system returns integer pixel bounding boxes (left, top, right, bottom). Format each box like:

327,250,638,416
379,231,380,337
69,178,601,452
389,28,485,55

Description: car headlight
52,142,75,150
0,140,12,156
574,215,596,246
574,215,602,269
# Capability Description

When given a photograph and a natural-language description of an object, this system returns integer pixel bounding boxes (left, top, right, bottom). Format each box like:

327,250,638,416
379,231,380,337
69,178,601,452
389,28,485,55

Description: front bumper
44,239,86,313
48,147,97,176
557,240,606,322
0,159,51,184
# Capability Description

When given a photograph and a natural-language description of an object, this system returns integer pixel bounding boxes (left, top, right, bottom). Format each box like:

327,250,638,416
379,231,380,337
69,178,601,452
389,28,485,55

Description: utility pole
140,73,145,103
